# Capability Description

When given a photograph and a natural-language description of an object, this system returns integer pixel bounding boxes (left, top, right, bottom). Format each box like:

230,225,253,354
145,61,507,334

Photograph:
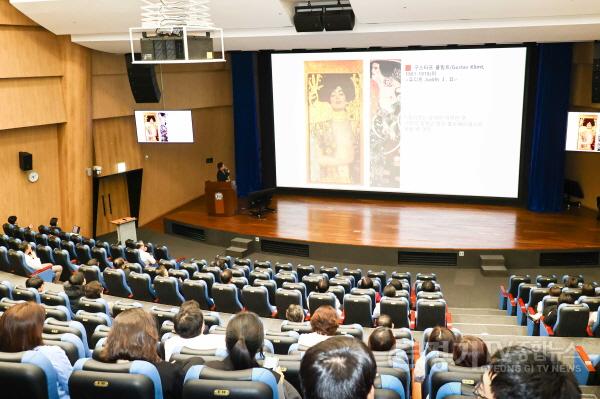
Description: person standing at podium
216,162,230,182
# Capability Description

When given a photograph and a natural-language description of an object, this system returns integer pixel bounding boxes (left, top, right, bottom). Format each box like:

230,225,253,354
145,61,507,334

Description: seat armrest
575,346,596,372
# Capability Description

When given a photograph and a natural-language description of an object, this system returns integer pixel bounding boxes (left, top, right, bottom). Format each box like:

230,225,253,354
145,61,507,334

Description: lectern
110,217,137,243
205,181,238,216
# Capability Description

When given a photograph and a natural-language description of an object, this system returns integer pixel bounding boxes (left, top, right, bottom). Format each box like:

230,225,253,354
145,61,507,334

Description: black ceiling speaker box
323,6,355,31
592,42,600,103
19,152,32,171
294,5,324,32
124,54,162,103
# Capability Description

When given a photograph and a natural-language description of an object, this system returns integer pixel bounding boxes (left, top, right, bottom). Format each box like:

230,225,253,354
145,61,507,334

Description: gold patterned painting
306,61,362,185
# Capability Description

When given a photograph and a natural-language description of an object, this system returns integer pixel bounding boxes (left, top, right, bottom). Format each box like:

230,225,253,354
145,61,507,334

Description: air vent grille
171,223,206,241
540,252,599,267
261,240,309,257
398,251,457,266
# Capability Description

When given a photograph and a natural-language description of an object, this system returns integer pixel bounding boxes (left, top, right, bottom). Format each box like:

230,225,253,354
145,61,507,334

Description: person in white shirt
163,300,225,361
531,286,562,321
136,241,157,266
21,243,62,283
297,305,339,348
578,283,599,327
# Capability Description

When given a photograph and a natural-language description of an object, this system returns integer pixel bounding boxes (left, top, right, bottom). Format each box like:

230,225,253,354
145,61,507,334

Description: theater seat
212,283,243,313
44,318,89,354
0,280,13,300
0,350,60,399
111,300,143,318
0,247,11,273
78,297,110,316
103,268,133,298
75,244,93,265
499,274,530,311
274,272,297,288
47,236,61,251
181,279,214,310
296,264,315,281
275,288,304,320
60,240,78,262
128,272,157,302
73,310,112,348
70,358,163,399
41,304,71,322
264,331,299,355
430,367,483,399
243,286,276,318
308,292,336,315
328,285,345,305
36,245,56,265
275,262,293,273
536,274,557,287
343,293,373,327
253,279,277,306
320,266,339,279
40,291,72,316
109,243,126,260
541,303,590,337
373,374,405,399
92,247,113,270
8,250,54,282
302,275,324,296
42,332,85,365
154,276,184,306
53,249,79,281
517,287,549,326
280,320,313,334
249,269,271,285
12,285,40,303
183,366,278,399
281,282,308,309
79,265,105,287
380,296,410,329
415,299,447,331
351,288,377,311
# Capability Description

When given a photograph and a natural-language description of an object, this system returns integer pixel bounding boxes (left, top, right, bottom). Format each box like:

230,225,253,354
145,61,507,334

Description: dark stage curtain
527,43,573,212
231,51,262,197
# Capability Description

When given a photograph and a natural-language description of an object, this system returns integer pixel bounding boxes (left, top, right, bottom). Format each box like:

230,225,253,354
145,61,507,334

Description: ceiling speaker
323,6,355,31
294,6,324,32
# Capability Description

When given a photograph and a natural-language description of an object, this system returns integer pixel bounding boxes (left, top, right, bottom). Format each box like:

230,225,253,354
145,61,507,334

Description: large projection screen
272,47,527,198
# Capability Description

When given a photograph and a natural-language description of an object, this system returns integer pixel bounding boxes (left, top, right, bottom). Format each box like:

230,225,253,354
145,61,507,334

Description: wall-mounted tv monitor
565,111,600,152
135,110,194,143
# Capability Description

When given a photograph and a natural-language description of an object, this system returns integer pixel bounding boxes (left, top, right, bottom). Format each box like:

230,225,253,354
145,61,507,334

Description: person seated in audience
7,215,33,230
220,268,234,285
25,275,45,293
577,283,599,326
474,346,580,399
86,258,99,267
543,293,575,328
298,305,339,348
163,300,226,361
136,240,156,266
388,278,404,292
566,276,580,289
63,271,85,312
373,284,397,319
0,302,72,399
311,279,342,318
83,280,103,300
413,326,458,383
214,258,227,271
205,311,301,399
452,335,489,368
376,313,394,328
357,277,381,302
156,265,169,278
286,304,305,323
420,280,436,293
368,326,396,352
112,257,133,279
20,242,62,283
536,285,562,314
300,336,376,399
100,308,199,399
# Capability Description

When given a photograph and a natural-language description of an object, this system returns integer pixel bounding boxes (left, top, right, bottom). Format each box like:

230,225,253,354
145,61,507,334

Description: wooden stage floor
146,194,600,251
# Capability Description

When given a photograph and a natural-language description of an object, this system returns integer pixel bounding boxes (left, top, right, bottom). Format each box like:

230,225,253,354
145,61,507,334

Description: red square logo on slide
405,65,411,71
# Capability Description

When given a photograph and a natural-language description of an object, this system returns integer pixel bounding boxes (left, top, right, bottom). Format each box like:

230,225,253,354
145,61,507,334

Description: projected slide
565,112,599,152
272,47,527,198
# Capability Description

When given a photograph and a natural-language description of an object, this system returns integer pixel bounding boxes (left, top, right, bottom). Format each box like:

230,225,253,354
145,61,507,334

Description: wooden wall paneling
0,77,66,130
93,116,143,176
0,0,37,26
564,153,600,210
57,37,93,236
0,125,62,226
138,106,235,225
160,70,232,109
0,27,62,78
91,51,127,76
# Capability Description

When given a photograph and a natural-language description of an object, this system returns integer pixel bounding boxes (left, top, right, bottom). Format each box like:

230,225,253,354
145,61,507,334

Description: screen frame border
133,109,195,144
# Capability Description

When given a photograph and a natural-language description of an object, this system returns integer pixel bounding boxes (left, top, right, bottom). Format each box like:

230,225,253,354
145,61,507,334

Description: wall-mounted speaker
125,54,162,103
323,7,355,31
293,6,324,32
19,152,32,171
592,42,600,103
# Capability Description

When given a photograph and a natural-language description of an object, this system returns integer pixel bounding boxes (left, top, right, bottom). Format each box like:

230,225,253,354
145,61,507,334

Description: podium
205,181,238,216
110,217,137,243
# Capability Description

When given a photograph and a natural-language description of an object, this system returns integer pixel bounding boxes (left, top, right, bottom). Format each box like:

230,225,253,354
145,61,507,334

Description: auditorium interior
2,0,600,398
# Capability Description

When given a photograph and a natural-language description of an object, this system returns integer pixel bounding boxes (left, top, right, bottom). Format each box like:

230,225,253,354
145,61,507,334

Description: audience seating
12,285,40,303
212,283,243,313
181,279,213,310
242,285,276,317
70,358,164,399
74,310,112,346
0,247,11,273
308,292,336,315
75,244,93,265
53,248,79,281
8,249,55,282
92,247,113,270
540,303,590,337
415,299,447,331
183,366,278,399
343,293,373,327
0,350,60,399
253,279,277,306
381,296,411,329
282,282,308,309
103,268,133,298
154,276,185,306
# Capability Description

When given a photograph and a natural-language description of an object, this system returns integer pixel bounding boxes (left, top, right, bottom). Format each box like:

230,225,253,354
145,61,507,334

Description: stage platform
147,194,600,268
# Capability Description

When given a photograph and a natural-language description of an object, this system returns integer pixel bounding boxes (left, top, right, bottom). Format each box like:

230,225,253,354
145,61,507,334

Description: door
96,174,130,236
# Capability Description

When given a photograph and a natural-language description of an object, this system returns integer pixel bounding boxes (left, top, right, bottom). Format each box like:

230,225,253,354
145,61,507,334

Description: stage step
451,322,527,336
480,255,507,276
450,307,506,316
225,237,255,257
451,314,515,324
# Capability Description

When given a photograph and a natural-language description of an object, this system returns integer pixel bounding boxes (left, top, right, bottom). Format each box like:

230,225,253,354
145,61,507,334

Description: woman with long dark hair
0,302,73,399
